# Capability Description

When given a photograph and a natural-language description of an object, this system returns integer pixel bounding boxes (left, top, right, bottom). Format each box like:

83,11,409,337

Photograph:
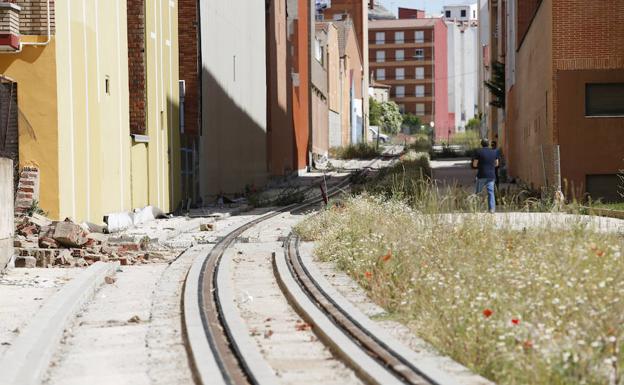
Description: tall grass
295,156,624,385
296,196,624,385
329,142,381,159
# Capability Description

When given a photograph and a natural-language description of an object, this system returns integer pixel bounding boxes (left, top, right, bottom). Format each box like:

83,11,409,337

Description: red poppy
483,308,493,318
511,318,520,325
364,271,373,279
595,250,605,257
523,340,533,349
381,250,392,262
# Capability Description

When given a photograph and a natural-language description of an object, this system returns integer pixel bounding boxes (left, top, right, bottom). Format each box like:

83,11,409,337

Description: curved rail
184,150,402,385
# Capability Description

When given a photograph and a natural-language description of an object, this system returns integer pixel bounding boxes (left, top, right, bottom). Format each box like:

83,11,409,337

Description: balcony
0,2,20,51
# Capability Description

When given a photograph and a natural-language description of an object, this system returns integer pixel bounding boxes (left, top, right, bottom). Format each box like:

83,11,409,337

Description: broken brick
14,256,36,268
53,221,87,248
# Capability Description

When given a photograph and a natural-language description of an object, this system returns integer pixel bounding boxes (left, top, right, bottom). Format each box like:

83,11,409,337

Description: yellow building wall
144,0,180,212
55,0,133,223
1,1,179,223
0,37,60,218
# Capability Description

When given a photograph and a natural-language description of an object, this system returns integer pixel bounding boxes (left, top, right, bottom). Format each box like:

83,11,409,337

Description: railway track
182,147,455,385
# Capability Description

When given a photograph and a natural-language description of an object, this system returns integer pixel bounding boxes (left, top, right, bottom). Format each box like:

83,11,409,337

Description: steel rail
184,149,401,385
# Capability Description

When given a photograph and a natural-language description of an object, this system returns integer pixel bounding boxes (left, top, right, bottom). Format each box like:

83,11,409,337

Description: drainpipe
6,0,52,54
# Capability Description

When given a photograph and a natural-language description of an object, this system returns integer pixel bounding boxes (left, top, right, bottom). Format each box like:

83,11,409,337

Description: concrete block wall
0,158,14,271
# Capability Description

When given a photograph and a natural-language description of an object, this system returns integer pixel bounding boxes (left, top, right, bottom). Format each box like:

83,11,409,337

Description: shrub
330,142,381,160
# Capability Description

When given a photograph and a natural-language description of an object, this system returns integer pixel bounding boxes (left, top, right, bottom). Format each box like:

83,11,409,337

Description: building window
395,31,404,44
585,83,624,117
396,49,404,61
314,38,323,63
414,49,424,60
415,85,425,97
395,68,405,80
461,9,467,17
415,31,424,43
376,50,385,62
473,10,476,18
398,104,405,113
395,86,405,98
445,10,451,18
415,67,425,79
376,68,385,80
375,32,385,44
416,103,425,116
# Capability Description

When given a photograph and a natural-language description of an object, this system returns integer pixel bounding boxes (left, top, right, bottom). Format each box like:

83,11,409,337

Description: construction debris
12,214,180,269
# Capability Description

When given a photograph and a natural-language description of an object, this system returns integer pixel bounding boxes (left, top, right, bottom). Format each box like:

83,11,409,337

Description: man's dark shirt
473,148,498,179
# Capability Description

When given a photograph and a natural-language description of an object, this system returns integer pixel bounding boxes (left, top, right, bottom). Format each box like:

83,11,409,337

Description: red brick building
369,12,453,140
505,0,624,200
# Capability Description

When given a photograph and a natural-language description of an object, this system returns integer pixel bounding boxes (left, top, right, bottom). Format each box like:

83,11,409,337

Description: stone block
14,256,36,268
53,221,87,247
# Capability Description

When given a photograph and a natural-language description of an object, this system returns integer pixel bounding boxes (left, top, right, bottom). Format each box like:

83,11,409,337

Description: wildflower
381,250,392,262
511,318,520,325
595,250,604,257
523,340,533,349
364,271,373,279
483,308,493,318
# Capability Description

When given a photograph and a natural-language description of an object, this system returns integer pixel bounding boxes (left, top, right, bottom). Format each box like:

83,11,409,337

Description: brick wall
15,0,55,36
14,166,39,216
0,4,20,35
127,0,146,135
552,0,624,71
178,0,199,136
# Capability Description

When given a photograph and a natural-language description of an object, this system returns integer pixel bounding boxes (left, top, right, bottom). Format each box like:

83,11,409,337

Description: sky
378,0,476,17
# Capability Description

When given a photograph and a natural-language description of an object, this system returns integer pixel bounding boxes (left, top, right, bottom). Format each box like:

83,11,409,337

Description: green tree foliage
369,97,382,126
378,101,402,135
484,61,505,109
465,117,481,131
402,113,422,134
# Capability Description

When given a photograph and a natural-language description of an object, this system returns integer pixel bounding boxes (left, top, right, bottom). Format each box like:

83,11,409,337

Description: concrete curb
216,253,280,385
182,247,227,385
0,261,119,385
273,250,403,385
299,251,495,385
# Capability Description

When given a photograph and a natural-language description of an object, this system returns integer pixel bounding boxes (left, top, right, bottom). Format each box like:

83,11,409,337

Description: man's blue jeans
475,178,496,212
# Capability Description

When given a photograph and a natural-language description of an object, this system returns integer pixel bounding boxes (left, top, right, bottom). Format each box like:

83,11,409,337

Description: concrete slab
0,262,117,385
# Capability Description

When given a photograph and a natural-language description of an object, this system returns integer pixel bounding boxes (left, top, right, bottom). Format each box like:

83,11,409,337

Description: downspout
7,0,52,54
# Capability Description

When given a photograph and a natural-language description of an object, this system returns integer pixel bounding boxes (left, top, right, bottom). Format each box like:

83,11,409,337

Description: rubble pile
13,214,177,268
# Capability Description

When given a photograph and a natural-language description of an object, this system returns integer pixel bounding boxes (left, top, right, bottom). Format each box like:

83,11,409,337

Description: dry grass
296,197,624,385
329,143,381,160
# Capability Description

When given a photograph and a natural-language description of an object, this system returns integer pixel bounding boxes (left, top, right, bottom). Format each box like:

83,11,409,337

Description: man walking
472,139,499,213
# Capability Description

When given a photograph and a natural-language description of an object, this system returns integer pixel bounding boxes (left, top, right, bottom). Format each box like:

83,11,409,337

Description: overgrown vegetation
329,142,381,160
296,198,624,385
369,97,402,134
485,61,506,109
295,153,624,384
401,113,422,134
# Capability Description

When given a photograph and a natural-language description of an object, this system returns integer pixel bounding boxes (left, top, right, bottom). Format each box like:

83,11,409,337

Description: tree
379,101,402,135
369,97,382,126
465,117,481,131
402,113,422,134
484,61,505,109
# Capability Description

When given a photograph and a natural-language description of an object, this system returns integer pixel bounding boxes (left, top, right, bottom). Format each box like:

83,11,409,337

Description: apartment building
503,0,624,200
0,0,178,222
369,12,453,139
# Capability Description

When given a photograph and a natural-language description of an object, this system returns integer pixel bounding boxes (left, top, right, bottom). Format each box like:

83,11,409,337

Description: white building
443,3,478,22
444,4,479,132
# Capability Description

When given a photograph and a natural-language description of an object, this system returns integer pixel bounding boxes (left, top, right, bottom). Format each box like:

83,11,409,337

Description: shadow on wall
199,68,269,201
